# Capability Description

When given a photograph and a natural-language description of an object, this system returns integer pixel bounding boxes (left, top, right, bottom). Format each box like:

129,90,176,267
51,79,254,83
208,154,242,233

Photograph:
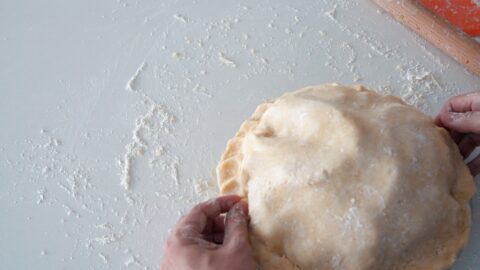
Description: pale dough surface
216,84,476,270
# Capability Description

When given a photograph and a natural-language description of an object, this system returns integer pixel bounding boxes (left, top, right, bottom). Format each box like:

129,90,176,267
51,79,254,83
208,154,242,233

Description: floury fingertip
448,112,464,122
230,203,245,218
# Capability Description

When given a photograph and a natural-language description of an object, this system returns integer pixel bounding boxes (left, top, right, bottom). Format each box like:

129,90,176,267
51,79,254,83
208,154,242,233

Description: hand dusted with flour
216,84,475,270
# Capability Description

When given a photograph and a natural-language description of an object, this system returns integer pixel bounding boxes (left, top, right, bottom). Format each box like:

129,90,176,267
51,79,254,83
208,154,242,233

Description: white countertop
1,0,480,269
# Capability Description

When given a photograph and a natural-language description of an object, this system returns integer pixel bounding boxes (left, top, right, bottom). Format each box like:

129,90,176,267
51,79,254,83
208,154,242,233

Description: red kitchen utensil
373,0,480,76
420,0,480,37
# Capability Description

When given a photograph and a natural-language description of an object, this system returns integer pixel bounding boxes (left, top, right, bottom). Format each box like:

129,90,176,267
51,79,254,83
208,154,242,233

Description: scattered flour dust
324,4,337,21
172,13,188,23
320,3,452,113
94,232,122,245
121,62,177,190
194,177,218,200
126,62,147,93
124,255,143,267
395,64,442,112
118,99,175,190
36,189,46,204
218,52,237,67
98,252,109,264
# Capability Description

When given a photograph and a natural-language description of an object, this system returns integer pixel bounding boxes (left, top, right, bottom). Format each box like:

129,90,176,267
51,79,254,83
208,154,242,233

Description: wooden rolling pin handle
373,0,480,77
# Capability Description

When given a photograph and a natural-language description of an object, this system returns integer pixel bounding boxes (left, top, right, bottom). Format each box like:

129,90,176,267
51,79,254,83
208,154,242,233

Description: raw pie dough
216,84,475,270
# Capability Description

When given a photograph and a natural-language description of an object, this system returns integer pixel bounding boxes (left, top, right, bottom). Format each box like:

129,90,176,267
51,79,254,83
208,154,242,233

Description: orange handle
373,0,480,77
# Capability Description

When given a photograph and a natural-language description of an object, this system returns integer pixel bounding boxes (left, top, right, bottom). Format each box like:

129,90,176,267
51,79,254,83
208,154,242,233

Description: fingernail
233,203,244,215
228,203,245,220
448,112,463,122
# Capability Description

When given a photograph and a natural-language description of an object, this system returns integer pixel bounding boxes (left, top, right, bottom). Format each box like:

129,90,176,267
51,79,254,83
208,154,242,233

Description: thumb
440,111,480,134
223,201,250,248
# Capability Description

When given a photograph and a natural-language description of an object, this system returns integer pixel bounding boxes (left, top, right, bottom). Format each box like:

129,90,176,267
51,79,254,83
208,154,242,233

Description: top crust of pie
216,84,475,270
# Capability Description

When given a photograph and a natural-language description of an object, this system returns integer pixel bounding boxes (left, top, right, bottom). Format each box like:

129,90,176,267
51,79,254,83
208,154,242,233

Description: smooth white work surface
1,0,480,269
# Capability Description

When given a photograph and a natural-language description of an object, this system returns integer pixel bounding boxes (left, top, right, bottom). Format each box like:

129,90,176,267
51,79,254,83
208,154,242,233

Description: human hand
435,92,480,176
160,195,256,270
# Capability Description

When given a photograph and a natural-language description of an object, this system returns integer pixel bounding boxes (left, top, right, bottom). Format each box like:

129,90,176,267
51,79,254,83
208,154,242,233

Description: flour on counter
98,252,109,264
36,189,46,204
395,64,439,112
171,157,180,186
191,83,213,98
61,204,80,218
341,42,361,82
173,13,188,23
218,52,237,67
126,62,147,92
171,52,185,59
124,255,142,267
94,233,122,245
119,99,176,190
324,5,337,21
96,222,113,230
320,3,456,113
194,177,218,200
119,142,143,190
